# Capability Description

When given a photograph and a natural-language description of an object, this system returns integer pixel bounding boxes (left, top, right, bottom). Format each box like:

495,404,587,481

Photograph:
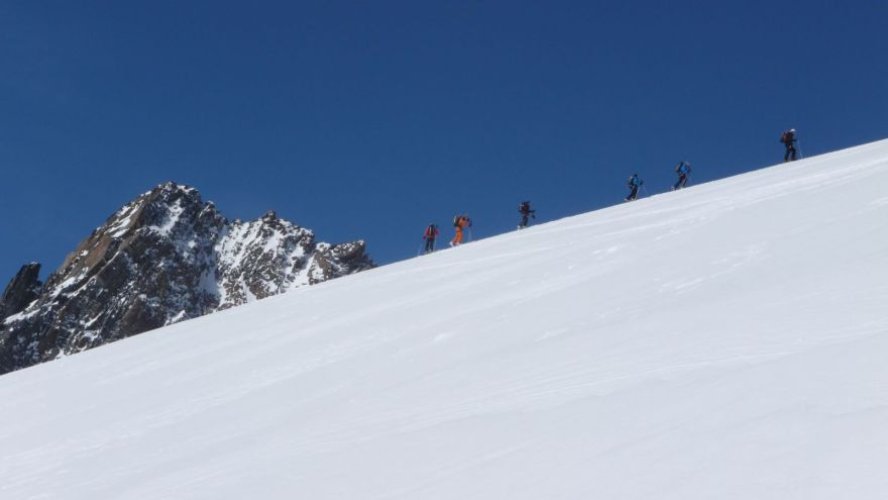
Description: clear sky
1,0,886,281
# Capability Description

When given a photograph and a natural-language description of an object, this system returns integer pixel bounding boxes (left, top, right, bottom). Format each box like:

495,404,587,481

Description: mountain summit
0,182,374,374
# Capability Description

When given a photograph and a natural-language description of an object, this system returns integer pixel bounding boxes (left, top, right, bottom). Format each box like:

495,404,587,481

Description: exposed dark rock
0,263,42,319
0,182,374,375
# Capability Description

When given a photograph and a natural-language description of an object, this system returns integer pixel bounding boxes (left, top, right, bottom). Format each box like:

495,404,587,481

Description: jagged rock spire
0,263,42,320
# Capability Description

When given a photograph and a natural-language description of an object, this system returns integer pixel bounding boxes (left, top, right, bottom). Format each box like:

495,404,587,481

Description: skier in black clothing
518,201,535,229
422,223,439,253
625,173,643,201
781,128,798,162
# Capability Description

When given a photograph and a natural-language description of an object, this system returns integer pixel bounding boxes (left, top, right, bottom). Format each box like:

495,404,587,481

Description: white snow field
2,141,888,500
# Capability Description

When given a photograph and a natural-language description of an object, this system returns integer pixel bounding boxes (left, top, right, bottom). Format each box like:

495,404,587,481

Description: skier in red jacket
422,223,439,253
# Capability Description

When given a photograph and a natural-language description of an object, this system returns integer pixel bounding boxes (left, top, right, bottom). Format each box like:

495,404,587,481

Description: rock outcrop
0,182,374,374
0,263,42,319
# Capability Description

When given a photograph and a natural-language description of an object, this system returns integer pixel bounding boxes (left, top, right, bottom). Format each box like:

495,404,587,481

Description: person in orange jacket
450,214,471,246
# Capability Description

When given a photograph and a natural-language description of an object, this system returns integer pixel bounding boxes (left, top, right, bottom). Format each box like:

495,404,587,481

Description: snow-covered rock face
0,182,374,374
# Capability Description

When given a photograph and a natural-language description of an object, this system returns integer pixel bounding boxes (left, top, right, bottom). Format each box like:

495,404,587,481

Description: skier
780,128,798,162
672,161,691,190
518,201,536,229
450,214,471,247
422,223,439,253
625,173,643,201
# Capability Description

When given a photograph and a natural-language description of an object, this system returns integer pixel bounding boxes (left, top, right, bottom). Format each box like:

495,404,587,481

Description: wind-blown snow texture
1,141,887,499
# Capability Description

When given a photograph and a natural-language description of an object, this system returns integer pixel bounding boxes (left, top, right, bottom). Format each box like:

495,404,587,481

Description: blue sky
1,0,886,281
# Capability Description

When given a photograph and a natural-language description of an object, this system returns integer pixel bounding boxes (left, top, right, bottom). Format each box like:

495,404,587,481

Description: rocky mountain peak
0,182,374,375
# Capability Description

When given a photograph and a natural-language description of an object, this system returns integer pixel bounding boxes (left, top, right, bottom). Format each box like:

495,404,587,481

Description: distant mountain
0,182,374,374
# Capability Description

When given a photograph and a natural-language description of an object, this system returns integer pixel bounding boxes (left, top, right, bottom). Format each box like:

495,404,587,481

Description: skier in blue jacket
625,173,643,201
673,161,691,190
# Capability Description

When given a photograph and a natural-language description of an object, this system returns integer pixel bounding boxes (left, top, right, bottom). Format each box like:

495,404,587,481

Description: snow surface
1,140,888,499
107,201,139,238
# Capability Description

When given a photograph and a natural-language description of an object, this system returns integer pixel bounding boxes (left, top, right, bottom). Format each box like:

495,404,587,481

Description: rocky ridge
0,182,374,374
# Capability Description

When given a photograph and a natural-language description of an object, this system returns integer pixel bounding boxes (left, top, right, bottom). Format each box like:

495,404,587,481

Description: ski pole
796,137,804,159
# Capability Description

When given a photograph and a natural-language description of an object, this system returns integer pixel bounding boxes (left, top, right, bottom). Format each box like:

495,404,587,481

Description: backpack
519,201,530,213
781,130,795,144
453,215,461,227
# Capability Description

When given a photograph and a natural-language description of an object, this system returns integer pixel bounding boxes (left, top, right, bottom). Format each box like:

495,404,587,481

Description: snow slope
1,141,887,499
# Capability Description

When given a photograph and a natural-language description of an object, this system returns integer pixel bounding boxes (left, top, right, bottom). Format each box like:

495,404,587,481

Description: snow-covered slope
1,141,887,499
